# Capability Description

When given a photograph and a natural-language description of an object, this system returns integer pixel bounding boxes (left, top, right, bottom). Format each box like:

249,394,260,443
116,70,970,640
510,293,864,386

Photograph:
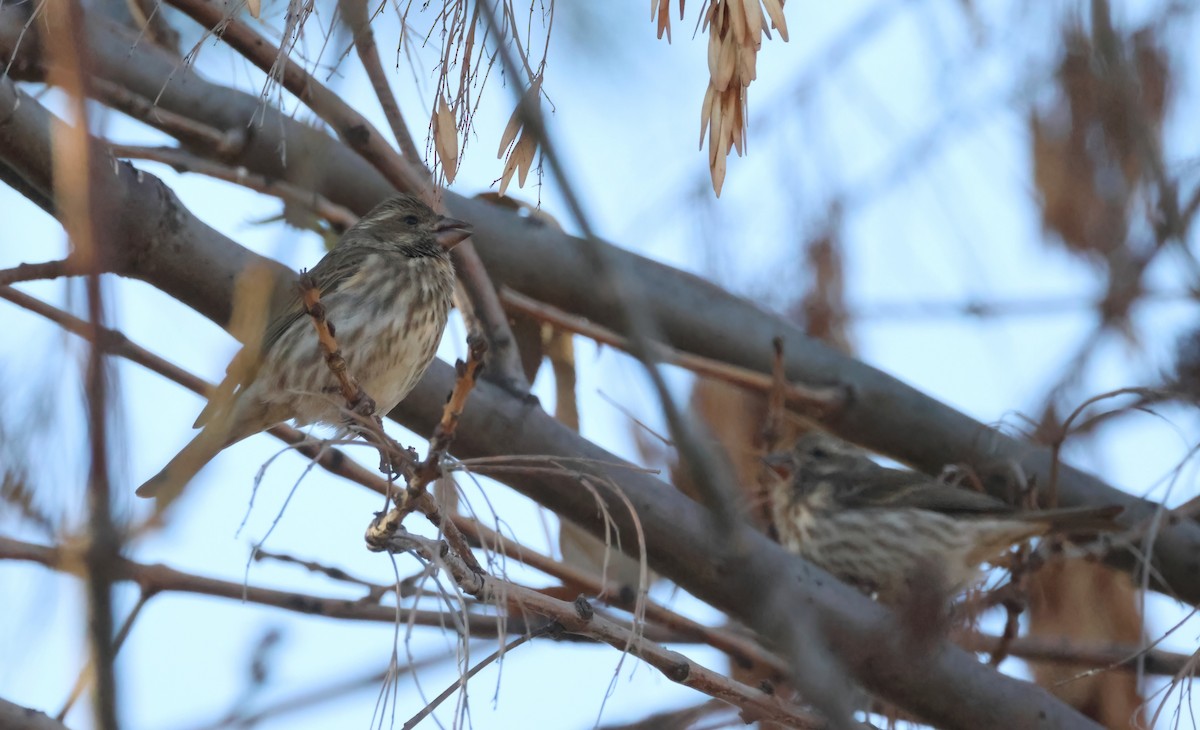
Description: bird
765,432,1123,605
136,194,471,502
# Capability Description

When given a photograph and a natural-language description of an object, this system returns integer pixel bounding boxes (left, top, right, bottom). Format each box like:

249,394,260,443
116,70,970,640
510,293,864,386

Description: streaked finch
766,432,1122,605
137,195,470,501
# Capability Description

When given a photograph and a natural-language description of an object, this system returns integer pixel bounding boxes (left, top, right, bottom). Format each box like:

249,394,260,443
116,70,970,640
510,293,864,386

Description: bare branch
109,145,358,229
381,529,825,729
159,0,531,393
337,0,423,165
0,259,81,286
502,287,847,415
0,535,505,633
0,76,1127,730
42,1,120,725
0,698,69,730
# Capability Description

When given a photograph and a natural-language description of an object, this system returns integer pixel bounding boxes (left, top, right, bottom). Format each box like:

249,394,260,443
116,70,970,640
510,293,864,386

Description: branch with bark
0,3,1192,604
0,74,1114,729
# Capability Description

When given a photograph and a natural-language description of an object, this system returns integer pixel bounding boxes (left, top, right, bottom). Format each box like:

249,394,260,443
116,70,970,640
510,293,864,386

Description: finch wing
261,246,375,353
193,247,373,428
840,464,1016,516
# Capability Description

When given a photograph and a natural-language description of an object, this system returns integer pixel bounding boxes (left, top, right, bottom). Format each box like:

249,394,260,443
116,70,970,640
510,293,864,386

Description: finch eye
403,215,419,225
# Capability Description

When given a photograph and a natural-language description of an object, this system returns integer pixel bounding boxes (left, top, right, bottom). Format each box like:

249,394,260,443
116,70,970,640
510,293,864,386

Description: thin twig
761,336,789,449
380,529,823,729
0,286,786,685
91,77,241,153
401,624,551,730
0,259,80,286
0,535,503,632
338,0,423,164
956,630,1196,677
298,272,414,477
502,288,846,414
251,548,390,593
44,2,119,726
164,0,531,393
365,335,488,574
109,145,358,229
57,590,152,721
476,3,858,720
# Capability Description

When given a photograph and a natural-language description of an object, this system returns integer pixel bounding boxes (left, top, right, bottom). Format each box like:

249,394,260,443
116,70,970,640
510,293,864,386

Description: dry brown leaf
432,96,459,183
741,0,763,48
497,77,543,194
699,84,715,150
1029,561,1145,727
692,1,786,195
459,9,478,93
761,0,788,41
498,129,537,195
498,75,543,158
653,0,672,41
728,0,746,47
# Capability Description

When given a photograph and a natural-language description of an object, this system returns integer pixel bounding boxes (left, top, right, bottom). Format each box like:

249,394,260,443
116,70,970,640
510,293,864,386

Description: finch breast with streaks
250,253,454,430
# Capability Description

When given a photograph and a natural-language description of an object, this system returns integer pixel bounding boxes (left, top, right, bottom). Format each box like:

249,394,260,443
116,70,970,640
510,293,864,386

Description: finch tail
135,426,229,503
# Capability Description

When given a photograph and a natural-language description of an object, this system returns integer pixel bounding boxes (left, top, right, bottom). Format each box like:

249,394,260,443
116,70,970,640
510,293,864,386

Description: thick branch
0,699,68,730
1,6,1191,603
0,79,1103,729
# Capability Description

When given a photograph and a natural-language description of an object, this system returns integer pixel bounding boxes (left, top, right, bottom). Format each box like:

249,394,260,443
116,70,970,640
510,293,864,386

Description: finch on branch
765,432,1122,605
137,194,471,503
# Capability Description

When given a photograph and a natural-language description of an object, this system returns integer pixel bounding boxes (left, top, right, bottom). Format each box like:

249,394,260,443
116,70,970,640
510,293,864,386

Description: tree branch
0,78,1106,728
2,5,1190,606
381,529,825,730
0,535,504,632
161,0,531,393
0,698,69,730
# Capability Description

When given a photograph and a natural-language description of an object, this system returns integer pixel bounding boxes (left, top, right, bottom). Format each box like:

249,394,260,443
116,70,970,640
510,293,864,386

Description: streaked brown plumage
137,195,470,502
767,432,1122,605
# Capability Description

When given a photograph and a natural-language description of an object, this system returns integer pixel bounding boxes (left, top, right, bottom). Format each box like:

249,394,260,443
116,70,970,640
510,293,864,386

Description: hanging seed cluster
656,1,787,196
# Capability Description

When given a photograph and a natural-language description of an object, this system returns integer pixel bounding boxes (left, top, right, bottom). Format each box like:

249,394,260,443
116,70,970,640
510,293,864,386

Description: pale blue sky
2,0,1198,727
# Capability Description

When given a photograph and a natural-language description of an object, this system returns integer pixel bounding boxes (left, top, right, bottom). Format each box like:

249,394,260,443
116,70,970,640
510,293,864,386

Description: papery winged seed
498,140,520,195
728,0,746,47
498,105,522,158
707,89,723,165
729,90,739,154
742,0,763,48
738,44,757,84
498,76,541,158
762,0,788,41
655,0,671,41
247,0,260,18
711,144,728,196
699,83,715,150
718,87,735,165
513,128,537,188
714,35,736,91
707,26,721,80
461,17,477,87
433,97,459,183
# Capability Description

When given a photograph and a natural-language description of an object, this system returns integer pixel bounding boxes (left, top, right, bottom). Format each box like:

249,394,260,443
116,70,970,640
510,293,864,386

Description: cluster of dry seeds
654,0,788,195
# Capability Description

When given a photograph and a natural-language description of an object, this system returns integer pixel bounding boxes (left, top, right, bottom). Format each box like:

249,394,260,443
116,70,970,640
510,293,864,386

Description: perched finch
766,432,1122,605
137,195,470,501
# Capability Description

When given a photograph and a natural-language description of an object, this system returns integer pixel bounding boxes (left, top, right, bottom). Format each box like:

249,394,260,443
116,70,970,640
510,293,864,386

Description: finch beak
434,217,473,250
